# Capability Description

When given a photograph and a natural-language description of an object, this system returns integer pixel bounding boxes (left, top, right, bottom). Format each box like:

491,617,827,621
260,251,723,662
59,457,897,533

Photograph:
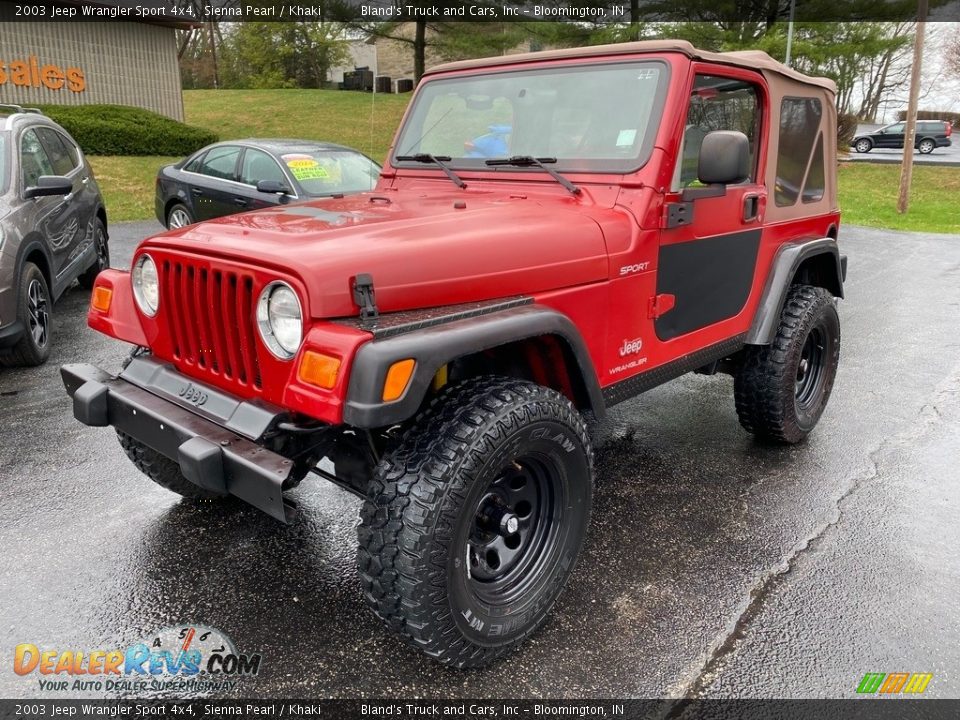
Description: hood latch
352,273,379,328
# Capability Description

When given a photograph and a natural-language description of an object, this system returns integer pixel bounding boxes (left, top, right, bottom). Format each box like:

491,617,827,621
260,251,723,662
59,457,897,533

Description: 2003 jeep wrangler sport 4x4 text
63,40,846,668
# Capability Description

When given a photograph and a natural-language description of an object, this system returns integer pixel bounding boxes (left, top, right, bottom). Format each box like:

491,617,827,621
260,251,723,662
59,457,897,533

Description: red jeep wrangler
63,41,845,668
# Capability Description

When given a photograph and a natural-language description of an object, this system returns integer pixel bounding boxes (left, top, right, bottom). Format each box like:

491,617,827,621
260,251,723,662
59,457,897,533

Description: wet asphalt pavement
1,221,959,700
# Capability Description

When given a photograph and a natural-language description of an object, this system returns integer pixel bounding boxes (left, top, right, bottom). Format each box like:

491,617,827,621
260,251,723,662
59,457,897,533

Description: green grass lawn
838,162,960,234
91,89,960,233
88,155,179,224
183,88,409,162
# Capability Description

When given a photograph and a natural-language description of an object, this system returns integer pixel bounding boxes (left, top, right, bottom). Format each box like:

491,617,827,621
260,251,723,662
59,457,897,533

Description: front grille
160,258,262,391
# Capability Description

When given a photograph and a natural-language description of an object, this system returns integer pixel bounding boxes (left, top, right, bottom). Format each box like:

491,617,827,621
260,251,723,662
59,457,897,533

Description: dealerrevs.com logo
856,672,933,695
14,625,261,694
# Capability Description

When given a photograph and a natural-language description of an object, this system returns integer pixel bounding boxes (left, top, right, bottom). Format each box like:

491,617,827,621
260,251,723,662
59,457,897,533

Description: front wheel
118,431,228,501
357,377,594,668
918,138,936,154
734,285,840,444
854,138,872,153
0,262,51,367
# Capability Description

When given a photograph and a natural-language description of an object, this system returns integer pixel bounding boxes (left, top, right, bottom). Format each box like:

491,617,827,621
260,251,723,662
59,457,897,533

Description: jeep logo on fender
619,338,643,357
178,383,208,407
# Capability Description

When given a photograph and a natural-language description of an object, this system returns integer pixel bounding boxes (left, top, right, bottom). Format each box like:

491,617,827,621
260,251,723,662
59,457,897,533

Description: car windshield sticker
616,129,637,147
283,154,329,181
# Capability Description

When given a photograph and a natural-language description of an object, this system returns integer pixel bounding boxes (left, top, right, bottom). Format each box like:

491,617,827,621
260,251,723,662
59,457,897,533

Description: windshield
280,150,380,196
393,61,668,174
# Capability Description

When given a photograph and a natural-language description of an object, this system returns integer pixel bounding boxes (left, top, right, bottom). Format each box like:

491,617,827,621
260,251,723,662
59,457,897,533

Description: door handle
81,176,89,185
233,198,248,207
191,188,203,196
743,194,761,223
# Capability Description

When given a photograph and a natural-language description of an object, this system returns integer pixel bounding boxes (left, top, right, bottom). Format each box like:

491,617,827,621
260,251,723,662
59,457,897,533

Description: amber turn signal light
91,286,112,312
382,358,416,402
298,351,341,389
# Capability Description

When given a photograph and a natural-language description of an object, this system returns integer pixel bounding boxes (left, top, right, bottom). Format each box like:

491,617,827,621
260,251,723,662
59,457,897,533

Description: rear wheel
0,262,51,367
854,138,872,153
357,377,593,668
918,138,936,154
78,218,109,290
734,285,840,444
118,431,227,500
166,203,194,230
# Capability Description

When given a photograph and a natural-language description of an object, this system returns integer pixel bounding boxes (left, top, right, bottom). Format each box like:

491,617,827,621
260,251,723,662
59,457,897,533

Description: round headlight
256,282,303,359
132,254,159,317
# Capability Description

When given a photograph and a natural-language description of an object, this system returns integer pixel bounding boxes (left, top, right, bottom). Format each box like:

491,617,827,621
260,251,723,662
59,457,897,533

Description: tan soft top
425,39,836,95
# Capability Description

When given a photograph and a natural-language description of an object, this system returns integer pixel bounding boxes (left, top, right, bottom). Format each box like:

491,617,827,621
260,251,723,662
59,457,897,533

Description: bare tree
946,31,960,76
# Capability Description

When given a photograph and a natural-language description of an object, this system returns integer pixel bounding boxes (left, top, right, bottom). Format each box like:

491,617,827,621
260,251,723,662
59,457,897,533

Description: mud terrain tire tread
734,284,840,444
118,431,226,500
357,376,593,668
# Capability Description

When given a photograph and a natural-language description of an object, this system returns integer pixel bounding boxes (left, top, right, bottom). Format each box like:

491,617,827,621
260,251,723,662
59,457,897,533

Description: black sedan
155,139,381,229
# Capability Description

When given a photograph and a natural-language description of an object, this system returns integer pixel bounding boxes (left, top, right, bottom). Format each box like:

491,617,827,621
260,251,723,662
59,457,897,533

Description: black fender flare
746,237,845,346
342,304,605,428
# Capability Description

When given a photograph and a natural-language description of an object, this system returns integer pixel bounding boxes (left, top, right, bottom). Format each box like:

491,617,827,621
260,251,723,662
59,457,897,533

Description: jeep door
19,128,86,292
655,68,766,342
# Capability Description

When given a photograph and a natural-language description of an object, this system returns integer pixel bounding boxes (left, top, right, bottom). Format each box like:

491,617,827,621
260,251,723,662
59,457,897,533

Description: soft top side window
775,97,824,207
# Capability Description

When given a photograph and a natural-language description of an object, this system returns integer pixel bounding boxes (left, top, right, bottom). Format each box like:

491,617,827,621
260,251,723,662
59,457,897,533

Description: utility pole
785,0,796,66
897,1,928,214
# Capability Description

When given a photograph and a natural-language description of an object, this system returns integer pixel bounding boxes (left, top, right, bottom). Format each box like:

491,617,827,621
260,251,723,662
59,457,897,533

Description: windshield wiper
395,153,467,189
485,156,581,195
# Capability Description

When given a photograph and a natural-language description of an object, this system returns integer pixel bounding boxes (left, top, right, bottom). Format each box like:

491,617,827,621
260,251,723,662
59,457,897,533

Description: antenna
369,69,377,159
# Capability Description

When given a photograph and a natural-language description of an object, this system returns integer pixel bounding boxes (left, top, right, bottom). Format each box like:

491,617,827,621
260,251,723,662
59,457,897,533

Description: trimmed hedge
36,104,218,156
895,109,960,128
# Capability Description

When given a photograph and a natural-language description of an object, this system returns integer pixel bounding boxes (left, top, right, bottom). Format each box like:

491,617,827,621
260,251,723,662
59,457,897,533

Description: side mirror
25,175,73,199
698,131,750,186
256,179,291,195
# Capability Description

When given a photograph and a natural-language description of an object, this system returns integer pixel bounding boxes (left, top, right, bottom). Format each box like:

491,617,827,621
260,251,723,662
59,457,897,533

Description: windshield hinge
352,273,379,328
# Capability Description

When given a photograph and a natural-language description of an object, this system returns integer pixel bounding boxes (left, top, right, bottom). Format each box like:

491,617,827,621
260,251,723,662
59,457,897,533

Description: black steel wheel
735,284,840,444
0,262,51,367
78,218,110,289
358,376,593,668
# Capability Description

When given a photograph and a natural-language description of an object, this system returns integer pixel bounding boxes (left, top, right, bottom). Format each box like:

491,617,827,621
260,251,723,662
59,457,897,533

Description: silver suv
0,105,108,366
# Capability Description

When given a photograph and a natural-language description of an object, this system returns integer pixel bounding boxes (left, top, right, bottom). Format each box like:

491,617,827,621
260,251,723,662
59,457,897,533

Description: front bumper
61,359,297,522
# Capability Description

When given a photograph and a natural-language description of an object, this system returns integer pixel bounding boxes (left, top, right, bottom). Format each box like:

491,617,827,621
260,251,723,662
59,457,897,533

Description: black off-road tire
78,218,110,290
0,262,51,367
118,431,227,500
735,285,840,444
357,376,594,668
